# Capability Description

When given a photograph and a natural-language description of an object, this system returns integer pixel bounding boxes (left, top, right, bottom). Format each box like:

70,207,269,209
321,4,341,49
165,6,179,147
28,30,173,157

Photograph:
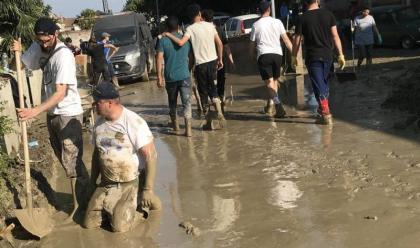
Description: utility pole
271,0,276,18
156,0,160,26
102,0,110,14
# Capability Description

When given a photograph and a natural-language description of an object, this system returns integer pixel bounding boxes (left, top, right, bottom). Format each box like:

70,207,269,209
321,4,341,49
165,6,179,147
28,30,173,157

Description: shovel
336,20,357,83
14,38,53,238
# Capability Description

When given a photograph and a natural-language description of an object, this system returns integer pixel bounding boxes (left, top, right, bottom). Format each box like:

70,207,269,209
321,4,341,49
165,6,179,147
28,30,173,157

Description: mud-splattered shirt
94,107,153,183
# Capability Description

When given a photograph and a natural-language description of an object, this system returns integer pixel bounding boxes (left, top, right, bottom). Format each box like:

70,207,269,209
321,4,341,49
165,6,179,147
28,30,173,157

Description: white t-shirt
22,42,83,116
354,15,376,45
250,16,286,59
94,107,154,183
185,21,218,65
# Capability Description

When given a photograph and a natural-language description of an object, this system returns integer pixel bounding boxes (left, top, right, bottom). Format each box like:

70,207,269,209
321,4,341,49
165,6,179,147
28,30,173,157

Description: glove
338,54,346,70
378,34,383,45
291,56,298,71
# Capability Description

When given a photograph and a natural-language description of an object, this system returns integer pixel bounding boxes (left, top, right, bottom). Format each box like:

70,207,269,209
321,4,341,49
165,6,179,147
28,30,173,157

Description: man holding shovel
291,0,346,125
84,82,161,232
11,17,85,221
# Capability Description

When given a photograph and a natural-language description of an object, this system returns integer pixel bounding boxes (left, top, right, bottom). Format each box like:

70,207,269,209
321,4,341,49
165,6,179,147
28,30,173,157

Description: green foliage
0,82,15,214
77,9,97,30
124,0,142,12
0,0,51,55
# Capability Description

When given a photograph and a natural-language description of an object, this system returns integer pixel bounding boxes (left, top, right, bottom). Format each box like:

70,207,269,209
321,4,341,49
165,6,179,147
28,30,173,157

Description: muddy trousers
84,179,139,232
165,78,192,119
217,66,226,100
307,60,332,116
194,60,219,109
47,114,84,178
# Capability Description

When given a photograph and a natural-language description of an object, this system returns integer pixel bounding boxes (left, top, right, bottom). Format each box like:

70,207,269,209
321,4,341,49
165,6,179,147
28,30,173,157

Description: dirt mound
0,120,58,230
382,66,420,115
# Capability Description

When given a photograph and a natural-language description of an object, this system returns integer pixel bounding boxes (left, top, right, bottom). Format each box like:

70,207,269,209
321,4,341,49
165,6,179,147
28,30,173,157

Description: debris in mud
363,216,378,221
0,223,15,247
179,221,201,236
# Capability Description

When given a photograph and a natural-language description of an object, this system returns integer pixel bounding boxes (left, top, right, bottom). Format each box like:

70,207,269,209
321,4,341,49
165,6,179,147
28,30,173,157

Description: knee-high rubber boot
316,99,333,125
275,103,286,118
264,100,275,116
184,118,192,137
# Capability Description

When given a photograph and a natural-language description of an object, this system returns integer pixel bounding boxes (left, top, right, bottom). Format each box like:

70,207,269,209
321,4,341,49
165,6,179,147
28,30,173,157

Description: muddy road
16,48,420,248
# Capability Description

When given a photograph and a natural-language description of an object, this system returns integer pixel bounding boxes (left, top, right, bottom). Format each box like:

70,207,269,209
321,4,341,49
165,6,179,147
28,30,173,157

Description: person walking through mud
249,1,293,118
202,9,235,114
84,82,161,232
291,0,346,125
156,16,194,137
11,17,85,221
85,37,111,85
163,4,226,130
354,6,382,72
98,32,121,89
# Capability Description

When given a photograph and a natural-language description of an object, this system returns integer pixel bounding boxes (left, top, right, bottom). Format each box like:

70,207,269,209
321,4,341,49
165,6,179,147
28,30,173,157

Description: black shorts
257,53,282,80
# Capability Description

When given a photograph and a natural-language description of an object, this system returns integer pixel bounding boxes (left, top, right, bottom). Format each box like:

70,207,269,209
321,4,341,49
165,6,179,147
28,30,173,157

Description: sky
43,0,125,17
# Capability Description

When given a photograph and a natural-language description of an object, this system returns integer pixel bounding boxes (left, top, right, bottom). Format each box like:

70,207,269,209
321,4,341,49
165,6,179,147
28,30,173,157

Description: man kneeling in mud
83,82,161,232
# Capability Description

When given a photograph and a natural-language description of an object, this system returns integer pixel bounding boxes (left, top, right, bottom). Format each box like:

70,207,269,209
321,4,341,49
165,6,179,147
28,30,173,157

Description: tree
0,0,51,54
123,0,259,23
76,9,97,30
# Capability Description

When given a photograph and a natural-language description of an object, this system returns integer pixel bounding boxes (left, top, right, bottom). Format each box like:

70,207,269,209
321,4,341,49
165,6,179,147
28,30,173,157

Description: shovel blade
15,208,54,238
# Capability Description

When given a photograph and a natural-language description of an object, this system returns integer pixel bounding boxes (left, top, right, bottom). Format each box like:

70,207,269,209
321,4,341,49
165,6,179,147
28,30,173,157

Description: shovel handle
15,38,33,211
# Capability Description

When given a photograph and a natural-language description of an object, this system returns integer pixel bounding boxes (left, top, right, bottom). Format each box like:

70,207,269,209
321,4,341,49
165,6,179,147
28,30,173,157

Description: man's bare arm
139,141,159,209
281,33,293,53
17,84,67,120
156,52,164,88
163,32,190,46
292,34,302,57
215,33,224,68
330,26,343,55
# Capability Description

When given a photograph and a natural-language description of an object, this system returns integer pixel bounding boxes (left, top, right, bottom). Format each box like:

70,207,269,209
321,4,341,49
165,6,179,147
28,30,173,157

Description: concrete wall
0,76,20,155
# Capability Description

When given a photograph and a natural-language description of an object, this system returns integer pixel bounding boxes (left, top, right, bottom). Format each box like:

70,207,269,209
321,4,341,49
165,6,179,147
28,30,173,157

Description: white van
223,14,260,38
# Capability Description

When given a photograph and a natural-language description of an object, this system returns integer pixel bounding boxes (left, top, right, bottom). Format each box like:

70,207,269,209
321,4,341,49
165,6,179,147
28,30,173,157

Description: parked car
371,5,420,49
214,15,231,27
223,14,260,38
92,12,154,81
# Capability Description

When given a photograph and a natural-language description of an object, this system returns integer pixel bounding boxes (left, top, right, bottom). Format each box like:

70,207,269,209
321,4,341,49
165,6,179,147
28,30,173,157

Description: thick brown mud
8,48,420,248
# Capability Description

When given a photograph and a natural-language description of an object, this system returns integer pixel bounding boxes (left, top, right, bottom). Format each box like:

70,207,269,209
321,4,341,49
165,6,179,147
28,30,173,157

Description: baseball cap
34,17,60,35
259,1,271,13
101,32,111,39
92,82,119,101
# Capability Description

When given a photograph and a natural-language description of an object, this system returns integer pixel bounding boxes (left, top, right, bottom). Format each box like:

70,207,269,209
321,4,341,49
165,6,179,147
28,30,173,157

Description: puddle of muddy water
19,64,420,248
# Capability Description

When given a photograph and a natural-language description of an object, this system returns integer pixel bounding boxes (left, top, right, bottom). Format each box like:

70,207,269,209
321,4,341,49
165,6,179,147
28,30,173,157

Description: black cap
34,17,60,35
92,82,120,101
259,1,271,13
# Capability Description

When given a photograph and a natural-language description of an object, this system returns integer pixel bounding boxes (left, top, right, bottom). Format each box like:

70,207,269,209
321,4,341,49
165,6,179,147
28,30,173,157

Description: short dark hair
187,4,201,21
64,37,72,43
166,16,179,31
202,9,214,22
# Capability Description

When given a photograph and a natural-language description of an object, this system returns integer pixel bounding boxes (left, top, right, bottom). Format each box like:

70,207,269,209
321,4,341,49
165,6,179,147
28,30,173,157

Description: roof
229,14,260,21
61,18,76,27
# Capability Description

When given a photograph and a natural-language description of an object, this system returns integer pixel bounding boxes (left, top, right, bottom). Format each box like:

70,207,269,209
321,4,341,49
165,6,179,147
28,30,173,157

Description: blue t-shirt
97,41,111,63
156,32,191,82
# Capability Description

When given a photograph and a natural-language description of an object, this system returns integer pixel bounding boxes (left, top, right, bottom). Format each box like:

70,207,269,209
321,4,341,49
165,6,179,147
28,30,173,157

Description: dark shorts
194,60,218,107
257,53,282,81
